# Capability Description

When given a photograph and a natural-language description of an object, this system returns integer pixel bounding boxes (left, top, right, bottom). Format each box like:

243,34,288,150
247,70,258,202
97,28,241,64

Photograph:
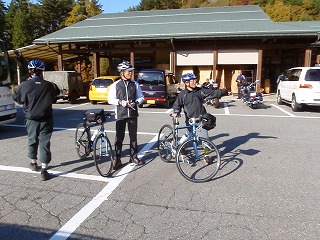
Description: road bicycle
75,109,114,177
157,114,221,183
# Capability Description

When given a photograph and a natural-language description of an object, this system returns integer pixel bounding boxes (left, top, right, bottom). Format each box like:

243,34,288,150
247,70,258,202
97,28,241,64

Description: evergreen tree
0,1,7,40
38,0,73,34
6,0,33,48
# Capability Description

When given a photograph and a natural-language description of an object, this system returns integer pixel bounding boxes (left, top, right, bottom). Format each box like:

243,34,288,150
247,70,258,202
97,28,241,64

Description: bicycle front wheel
158,124,174,162
93,134,113,177
75,123,90,159
176,137,221,183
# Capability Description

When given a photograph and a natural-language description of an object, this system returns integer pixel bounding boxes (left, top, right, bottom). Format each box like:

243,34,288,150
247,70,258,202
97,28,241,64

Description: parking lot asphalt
1,94,320,240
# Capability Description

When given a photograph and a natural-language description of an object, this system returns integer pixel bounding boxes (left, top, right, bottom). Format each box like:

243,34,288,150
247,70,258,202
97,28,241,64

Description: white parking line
0,165,110,182
49,134,158,240
271,104,296,116
2,124,158,135
61,103,90,109
165,108,172,113
223,102,230,115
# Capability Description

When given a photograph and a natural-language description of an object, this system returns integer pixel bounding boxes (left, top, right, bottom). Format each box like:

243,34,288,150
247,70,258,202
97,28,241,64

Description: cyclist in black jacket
108,61,145,170
172,73,228,141
13,60,58,181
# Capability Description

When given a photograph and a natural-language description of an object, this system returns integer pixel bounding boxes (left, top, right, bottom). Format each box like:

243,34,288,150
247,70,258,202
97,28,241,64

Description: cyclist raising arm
172,73,229,140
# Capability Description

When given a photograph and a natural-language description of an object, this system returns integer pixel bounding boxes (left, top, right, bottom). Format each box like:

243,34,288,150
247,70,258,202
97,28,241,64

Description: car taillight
299,84,313,89
89,85,92,91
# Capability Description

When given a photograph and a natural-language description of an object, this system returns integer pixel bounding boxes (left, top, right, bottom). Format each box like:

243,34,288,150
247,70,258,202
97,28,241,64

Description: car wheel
276,91,283,105
291,95,302,112
91,101,97,104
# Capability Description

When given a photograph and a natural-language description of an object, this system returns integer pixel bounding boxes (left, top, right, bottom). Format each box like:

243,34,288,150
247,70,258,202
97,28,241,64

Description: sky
3,0,142,13
102,0,141,13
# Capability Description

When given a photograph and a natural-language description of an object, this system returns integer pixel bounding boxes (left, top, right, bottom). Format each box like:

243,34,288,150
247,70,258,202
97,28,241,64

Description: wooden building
12,5,320,93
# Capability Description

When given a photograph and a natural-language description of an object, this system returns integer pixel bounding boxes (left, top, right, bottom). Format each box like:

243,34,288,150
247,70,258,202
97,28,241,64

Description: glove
171,112,180,118
120,100,128,107
130,101,137,108
221,89,229,96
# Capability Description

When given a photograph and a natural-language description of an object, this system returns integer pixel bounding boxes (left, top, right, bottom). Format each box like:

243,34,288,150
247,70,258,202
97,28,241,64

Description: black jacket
13,76,57,120
173,87,227,124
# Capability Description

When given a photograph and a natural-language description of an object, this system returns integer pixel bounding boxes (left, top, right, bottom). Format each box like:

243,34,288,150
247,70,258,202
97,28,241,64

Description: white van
276,67,320,111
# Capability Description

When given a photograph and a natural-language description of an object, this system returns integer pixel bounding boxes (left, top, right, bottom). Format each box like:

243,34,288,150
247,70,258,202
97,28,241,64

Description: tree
6,0,33,48
0,1,7,40
309,0,320,20
65,0,102,26
38,0,73,34
132,0,182,11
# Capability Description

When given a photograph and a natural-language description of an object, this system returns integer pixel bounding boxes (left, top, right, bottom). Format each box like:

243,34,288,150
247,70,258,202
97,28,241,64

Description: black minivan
137,69,178,108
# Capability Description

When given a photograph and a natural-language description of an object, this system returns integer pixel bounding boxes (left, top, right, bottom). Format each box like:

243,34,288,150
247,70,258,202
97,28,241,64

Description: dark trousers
26,118,53,164
115,117,138,160
237,85,242,98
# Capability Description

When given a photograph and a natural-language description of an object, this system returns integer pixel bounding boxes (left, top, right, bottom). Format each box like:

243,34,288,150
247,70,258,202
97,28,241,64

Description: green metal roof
33,5,320,44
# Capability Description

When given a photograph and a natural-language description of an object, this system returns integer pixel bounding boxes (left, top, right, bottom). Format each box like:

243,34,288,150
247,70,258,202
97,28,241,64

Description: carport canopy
8,43,77,62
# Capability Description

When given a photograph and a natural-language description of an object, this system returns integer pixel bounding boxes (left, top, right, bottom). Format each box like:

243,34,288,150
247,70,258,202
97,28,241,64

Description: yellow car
88,76,120,104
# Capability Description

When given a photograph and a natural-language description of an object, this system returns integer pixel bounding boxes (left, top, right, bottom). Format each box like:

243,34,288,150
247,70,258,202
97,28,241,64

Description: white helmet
117,61,135,72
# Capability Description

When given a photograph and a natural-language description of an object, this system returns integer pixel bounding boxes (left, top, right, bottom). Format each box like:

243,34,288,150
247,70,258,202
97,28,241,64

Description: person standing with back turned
108,61,145,170
13,60,58,181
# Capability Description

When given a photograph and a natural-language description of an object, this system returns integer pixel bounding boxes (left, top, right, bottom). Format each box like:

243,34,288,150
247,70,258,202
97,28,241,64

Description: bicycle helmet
117,61,135,72
27,60,45,73
188,73,196,79
181,73,196,82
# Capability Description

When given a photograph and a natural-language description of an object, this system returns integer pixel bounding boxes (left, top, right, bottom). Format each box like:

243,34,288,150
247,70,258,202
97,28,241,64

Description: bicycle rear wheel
158,124,174,162
75,123,90,159
93,134,113,177
176,137,221,183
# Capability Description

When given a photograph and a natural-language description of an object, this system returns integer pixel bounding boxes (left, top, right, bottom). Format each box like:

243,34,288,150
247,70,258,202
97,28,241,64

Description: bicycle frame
94,124,111,157
172,117,202,159
158,115,221,182
78,114,111,156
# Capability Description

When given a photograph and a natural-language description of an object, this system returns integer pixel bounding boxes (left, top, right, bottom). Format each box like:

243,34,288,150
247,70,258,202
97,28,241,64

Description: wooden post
256,49,263,92
304,49,312,67
130,51,134,78
58,45,63,70
213,50,217,80
93,52,99,78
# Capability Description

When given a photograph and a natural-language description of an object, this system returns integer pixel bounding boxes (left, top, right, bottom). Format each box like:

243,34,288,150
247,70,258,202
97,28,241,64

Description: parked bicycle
75,108,114,177
157,114,221,183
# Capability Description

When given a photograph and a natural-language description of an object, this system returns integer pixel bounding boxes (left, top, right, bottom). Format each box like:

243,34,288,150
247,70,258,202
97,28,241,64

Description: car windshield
138,72,164,85
93,79,114,87
305,69,320,81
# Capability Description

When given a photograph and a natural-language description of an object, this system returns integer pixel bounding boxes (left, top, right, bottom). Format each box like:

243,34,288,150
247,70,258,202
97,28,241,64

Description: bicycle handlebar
188,117,201,125
170,113,202,127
